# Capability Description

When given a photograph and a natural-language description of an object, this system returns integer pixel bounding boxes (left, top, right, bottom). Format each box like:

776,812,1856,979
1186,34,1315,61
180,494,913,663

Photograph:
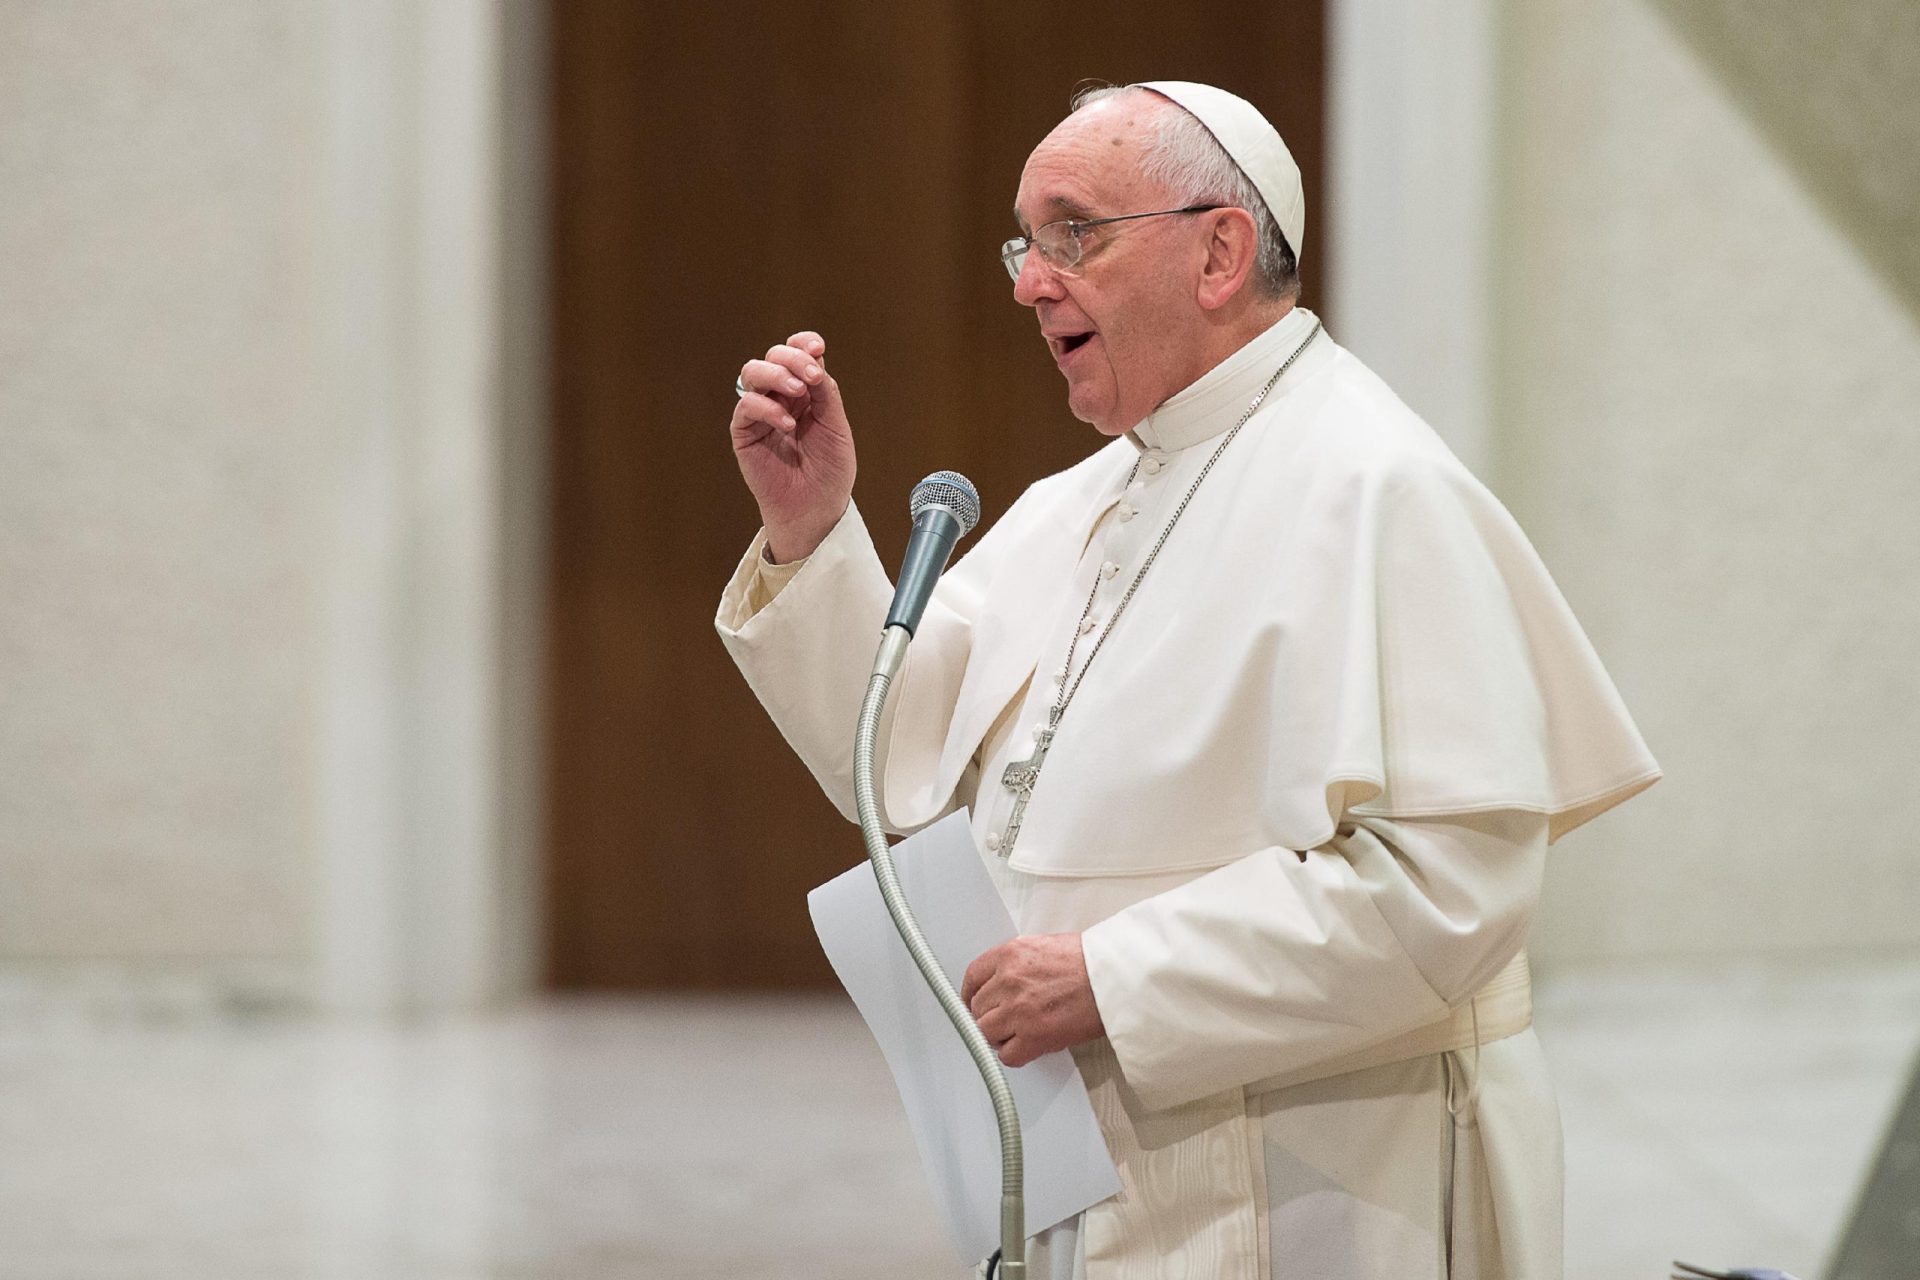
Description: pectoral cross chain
985,323,1323,866
998,710,1058,858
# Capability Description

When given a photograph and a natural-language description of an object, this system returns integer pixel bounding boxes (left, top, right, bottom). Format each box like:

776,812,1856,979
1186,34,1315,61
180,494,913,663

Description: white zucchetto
1137,80,1306,266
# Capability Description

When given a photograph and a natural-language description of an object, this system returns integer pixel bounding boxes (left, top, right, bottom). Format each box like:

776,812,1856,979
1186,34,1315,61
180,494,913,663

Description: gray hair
1069,83,1299,301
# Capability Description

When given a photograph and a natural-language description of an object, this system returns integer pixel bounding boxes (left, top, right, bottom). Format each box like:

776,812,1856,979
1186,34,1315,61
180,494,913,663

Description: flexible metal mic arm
854,625,1026,1279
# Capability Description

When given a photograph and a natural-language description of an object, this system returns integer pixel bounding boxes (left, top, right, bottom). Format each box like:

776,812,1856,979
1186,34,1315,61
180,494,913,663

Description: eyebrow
1014,194,1097,233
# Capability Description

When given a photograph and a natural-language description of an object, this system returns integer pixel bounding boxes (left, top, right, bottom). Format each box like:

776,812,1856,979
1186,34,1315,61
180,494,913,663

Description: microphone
883,471,981,635
858,468,1024,1274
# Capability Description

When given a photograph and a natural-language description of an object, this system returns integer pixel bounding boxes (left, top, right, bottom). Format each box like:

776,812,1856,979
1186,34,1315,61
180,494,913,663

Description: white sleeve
714,499,986,834
1078,809,1546,1111
714,501,899,826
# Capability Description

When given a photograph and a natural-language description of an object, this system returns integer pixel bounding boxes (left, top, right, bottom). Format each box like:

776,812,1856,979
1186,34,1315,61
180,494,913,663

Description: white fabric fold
1079,812,1544,1113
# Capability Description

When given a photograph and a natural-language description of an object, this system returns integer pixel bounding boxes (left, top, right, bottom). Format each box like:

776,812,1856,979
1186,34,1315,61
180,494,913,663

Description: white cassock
715,306,1661,1279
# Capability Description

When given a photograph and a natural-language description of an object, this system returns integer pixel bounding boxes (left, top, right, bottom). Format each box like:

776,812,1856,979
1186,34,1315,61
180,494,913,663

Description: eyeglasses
1000,205,1223,281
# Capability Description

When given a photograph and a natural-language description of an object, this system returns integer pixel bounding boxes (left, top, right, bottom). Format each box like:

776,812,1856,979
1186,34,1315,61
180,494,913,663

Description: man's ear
1196,207,1259,310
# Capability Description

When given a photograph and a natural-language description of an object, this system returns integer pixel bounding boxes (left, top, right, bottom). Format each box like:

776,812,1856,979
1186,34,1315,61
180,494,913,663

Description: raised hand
730,330,857,563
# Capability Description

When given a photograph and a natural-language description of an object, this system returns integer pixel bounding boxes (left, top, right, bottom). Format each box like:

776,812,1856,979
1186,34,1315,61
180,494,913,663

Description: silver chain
1048,318,1323,726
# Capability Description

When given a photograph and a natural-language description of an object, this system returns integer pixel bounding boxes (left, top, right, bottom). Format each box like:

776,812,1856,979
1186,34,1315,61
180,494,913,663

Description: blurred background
1,1,1916,1277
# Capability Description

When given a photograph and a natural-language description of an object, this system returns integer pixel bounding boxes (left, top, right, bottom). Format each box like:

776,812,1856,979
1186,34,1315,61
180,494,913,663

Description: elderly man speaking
716,81,1659,1280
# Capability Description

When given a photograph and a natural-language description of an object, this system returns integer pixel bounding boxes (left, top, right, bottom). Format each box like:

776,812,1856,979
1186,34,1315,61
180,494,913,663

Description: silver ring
734,375,748,399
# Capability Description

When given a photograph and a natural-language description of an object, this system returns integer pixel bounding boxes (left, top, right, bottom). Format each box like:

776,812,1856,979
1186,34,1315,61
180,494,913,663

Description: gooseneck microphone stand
852,473,1025,1279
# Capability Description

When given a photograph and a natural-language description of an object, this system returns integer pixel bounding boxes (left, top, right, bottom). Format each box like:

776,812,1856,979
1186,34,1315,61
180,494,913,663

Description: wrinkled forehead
1012,97,1165,231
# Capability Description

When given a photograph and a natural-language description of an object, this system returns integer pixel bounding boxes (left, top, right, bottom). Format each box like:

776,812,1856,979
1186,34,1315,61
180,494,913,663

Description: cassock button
1079,616,1097,635
1100,561,1119,580
1143,457,1163,475
985,833,1002,853
1117,504,1135,522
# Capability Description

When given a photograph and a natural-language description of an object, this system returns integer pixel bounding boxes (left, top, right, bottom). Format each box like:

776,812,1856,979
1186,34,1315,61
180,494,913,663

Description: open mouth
1052,331,1095,361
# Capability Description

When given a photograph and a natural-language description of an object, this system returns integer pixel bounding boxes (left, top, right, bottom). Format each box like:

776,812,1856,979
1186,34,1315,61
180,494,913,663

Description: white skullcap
1135,80,1305,266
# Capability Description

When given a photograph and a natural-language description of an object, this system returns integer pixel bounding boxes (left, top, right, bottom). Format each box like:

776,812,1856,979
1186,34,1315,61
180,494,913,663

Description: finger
733,391,797,434
786,330,826,360
738,358,807,400
961,948,999,1006
969,973,1015,1024
998,1036,1034,1068
973,1005,1009,1043
762,343,828,388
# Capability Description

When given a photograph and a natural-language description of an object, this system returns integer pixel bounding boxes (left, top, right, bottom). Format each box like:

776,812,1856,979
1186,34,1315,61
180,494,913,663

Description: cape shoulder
1240,346,1663,842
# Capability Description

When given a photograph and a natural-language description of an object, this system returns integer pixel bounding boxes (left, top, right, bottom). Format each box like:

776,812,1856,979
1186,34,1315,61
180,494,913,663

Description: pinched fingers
731,331,847,451
732,390,796,436
738,357,808,401
761,343,833,398
760,339,829,385
734,356,810,436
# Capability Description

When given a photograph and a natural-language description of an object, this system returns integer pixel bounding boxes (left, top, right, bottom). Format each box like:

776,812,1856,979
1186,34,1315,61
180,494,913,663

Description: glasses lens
1035,223,1081,272
1000,239,1027,281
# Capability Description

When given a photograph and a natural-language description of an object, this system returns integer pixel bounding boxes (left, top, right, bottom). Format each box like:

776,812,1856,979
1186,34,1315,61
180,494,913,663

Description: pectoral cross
998,707,1059,858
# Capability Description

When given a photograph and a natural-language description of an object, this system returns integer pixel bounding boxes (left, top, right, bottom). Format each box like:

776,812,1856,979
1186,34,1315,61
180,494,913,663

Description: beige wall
0,5,324,996
0,1,544,1012
1492,0,1920,963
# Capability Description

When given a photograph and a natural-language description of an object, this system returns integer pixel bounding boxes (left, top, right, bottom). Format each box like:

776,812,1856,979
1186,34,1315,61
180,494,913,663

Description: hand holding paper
807,810,1122,1263
962,932,1106,1068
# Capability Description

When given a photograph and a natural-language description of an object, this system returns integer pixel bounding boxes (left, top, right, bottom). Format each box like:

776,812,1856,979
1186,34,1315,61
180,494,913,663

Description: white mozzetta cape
717,308,1658,1277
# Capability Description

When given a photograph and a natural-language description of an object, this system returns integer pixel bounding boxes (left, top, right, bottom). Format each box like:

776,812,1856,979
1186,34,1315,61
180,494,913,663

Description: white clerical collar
1126,305,1320,454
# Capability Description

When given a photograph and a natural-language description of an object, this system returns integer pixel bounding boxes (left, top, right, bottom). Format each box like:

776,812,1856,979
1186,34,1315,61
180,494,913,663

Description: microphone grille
910,470,981,535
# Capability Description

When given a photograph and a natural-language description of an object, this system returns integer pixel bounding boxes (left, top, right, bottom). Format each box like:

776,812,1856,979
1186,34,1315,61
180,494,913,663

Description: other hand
730,330,857,563
961,933,1105,1068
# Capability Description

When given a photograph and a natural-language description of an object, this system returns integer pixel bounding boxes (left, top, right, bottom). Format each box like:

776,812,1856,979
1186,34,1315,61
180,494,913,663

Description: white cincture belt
1241,949,1533,1097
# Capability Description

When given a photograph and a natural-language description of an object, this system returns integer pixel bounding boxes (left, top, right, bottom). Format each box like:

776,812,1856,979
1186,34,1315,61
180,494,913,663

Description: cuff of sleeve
716,501,859,633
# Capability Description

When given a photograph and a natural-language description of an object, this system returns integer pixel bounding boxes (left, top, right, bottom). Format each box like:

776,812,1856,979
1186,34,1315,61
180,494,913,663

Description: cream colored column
315,0,546,1014
1327,0,1499,475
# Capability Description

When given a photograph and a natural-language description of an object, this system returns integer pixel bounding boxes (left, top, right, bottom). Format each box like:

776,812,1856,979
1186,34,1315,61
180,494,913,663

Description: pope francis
715,81,1660,1280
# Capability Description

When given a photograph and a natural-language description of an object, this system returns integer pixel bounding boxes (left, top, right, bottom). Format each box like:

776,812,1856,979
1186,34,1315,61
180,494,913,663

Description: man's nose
1012,250,1065,308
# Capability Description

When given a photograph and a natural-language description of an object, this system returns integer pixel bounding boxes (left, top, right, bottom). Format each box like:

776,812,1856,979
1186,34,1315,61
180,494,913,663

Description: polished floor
1,956,1915,1279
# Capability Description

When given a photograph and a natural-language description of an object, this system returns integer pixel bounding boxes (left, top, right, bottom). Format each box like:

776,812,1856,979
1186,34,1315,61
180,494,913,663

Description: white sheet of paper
807,808,1122,1263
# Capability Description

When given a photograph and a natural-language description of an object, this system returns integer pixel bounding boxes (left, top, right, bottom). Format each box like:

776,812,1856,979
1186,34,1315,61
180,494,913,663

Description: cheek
1106,283,1186,389
1096,325,1144,395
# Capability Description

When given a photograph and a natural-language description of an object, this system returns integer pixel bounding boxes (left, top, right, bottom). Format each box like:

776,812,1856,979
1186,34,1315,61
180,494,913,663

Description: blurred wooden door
544,2,1328,988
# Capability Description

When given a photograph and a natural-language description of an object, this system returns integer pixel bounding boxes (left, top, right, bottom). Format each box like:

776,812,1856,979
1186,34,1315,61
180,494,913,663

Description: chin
1073,402,1132,437
1066,389,1124,436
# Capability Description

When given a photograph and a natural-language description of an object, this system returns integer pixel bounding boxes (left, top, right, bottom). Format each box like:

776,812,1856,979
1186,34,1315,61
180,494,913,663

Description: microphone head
909,470,981,536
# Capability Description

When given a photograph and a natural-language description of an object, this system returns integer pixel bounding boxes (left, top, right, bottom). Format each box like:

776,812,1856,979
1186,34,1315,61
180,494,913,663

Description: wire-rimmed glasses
1000,204,1224,281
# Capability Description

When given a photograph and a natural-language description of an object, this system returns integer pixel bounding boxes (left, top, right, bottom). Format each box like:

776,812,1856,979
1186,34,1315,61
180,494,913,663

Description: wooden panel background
544,2,1328,988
